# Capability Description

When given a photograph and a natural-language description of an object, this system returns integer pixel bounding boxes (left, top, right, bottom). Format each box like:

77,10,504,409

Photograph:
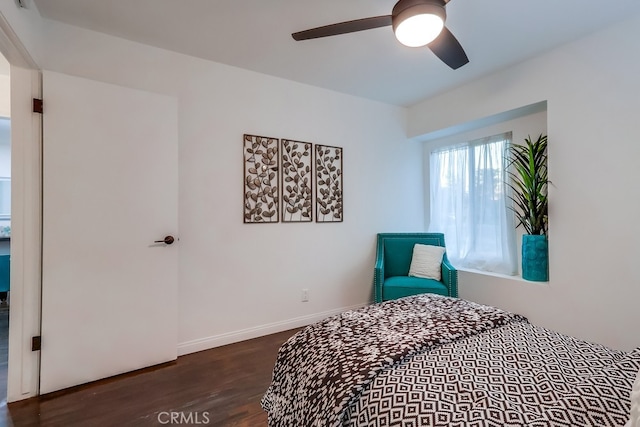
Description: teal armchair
374,233,458,303
0,255,8,302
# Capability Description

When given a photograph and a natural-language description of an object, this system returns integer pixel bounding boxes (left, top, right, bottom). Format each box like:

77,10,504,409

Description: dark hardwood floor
1,328,300,427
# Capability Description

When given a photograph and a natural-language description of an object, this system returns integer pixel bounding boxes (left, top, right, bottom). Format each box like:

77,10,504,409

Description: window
0,178,9,220
428,132,517,275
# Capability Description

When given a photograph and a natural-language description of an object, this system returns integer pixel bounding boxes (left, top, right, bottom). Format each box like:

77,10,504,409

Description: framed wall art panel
243,134,279,223
315,144,343,223
281,139,313,222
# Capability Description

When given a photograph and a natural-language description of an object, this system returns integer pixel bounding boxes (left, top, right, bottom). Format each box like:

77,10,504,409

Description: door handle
154,235,175,245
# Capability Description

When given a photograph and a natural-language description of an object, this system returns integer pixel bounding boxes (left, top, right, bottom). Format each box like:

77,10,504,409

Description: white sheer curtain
428,132,517,275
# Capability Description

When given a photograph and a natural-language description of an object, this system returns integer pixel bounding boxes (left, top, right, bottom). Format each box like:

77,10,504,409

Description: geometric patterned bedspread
344,320,640,426
262,295,526,426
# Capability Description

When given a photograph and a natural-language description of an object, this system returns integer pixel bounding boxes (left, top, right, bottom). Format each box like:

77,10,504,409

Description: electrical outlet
301,289,309,302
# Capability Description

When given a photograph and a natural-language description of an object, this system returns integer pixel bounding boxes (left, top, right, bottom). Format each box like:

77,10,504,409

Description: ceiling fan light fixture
292,0,468,70
393,3,445,47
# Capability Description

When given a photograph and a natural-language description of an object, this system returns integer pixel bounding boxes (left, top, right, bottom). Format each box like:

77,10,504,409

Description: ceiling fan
292,0,469,70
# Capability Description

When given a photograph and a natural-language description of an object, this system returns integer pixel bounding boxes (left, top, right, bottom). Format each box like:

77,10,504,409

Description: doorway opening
0,51,11,406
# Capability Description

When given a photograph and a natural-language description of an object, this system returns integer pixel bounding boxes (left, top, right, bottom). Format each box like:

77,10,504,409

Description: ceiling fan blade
292,15,392,41
428,26,469,70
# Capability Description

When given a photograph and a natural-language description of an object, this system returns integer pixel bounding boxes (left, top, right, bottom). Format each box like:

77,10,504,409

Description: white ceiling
32,0,640,106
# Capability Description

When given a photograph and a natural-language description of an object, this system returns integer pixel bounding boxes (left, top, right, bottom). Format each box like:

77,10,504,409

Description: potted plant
505,134,549,281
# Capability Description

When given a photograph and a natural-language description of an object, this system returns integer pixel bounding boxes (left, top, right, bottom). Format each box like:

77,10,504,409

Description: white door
40,71,178,394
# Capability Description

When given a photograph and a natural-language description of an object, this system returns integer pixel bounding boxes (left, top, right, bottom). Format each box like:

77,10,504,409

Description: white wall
34,20,424,353
409,14,640,351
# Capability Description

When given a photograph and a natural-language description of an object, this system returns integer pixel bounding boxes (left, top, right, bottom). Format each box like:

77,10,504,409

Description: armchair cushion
408,244,445,280
382,276,448,301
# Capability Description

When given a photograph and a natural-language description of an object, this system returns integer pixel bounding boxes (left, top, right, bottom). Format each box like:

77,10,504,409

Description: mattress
262,294,639,426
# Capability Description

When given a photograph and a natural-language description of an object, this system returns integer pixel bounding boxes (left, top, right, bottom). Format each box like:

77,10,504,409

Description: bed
262,294,640,426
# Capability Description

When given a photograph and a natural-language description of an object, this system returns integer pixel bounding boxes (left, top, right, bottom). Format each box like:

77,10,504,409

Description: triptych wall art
243,134,343,224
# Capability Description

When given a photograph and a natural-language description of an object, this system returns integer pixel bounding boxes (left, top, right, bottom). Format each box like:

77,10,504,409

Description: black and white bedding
262,294,640,427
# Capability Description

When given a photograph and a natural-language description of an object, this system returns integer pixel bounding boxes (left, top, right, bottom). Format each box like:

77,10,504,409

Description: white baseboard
177,303,367,356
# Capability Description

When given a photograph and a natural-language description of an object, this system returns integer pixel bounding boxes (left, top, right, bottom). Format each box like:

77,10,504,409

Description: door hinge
31,336,41,351
32,98,43,114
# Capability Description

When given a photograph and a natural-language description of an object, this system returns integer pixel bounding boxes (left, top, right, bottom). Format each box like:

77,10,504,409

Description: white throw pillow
408,244,446,281
628,368,640,427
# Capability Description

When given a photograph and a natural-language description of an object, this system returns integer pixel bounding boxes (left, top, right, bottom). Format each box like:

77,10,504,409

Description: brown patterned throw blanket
261,294,526,427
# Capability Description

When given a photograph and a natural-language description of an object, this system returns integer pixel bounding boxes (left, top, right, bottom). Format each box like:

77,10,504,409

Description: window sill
456,267,548,285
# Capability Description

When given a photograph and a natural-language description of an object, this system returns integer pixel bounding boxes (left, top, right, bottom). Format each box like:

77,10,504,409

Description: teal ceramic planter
522,234,549,281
